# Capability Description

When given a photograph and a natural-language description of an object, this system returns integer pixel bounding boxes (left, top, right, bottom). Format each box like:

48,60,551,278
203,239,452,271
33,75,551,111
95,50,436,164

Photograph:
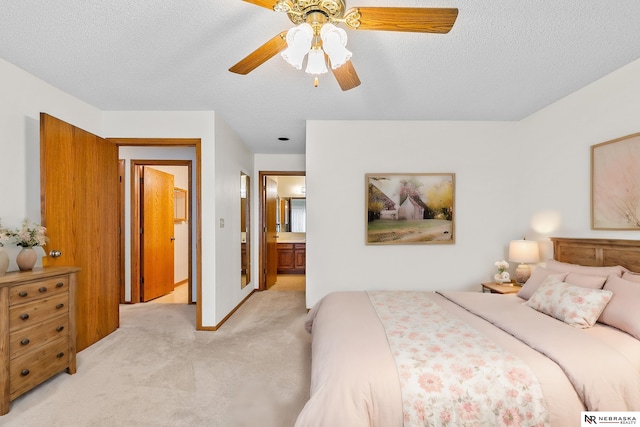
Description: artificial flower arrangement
9,219,48,248
0,219,10,247
494,260,511,283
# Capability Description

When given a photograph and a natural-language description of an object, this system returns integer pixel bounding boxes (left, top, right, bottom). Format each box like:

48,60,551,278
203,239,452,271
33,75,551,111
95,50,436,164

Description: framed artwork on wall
366,173,455,245
591,132,640,230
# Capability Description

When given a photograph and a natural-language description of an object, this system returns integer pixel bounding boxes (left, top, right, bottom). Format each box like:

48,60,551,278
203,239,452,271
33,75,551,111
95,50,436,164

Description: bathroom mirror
290,198,306,232
240,173,250,288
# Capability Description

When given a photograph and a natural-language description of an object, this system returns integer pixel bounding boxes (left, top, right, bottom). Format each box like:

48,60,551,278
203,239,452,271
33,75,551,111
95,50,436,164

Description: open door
264,176,278,289
41,113,120,351
140,166,175,301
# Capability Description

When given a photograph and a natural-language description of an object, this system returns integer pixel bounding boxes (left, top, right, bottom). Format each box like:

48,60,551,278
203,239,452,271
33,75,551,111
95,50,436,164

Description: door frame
258,171,306,291
108,138,203,329
131,160,192,304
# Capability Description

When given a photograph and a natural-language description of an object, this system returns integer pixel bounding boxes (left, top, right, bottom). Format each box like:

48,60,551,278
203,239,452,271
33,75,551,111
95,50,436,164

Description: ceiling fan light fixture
281,23,313,69
305,47,328,74
273,0,292,13
320,23,352,69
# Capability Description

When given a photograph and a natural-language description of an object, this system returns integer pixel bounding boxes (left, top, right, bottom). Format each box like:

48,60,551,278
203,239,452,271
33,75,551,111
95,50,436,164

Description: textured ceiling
1,1,640,154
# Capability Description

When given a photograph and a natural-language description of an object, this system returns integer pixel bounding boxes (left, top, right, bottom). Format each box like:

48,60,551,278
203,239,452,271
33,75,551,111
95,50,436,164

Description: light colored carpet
2,291,311,427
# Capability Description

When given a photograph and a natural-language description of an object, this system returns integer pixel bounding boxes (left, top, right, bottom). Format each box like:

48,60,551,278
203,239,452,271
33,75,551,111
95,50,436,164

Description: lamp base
514,264,531,284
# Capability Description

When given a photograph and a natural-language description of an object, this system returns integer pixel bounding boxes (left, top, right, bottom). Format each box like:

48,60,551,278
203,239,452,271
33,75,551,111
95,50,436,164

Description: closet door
40,113,120,351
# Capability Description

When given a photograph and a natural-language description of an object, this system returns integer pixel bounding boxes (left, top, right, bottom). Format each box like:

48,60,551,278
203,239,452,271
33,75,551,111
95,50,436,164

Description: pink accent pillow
517,267,567,300
598,275,640,340
545,259,626,278
622,272,640,283
564,273,607,289
525,276,613,328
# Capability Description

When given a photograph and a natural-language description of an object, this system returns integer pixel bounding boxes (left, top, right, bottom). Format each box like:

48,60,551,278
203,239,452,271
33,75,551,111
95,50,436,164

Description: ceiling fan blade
229,31,287,75
242,0,276,10
345,7,458,33
331,60,361,91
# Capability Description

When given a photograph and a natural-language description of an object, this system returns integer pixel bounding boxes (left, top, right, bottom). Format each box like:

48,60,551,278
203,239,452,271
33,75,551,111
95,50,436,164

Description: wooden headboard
551,238,640,273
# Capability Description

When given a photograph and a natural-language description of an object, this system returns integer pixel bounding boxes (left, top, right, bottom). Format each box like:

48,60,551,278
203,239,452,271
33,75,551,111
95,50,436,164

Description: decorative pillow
564,273,607,289
622,272,640,283
598,275,640,340
524,276,613,328
517,267,567,300
545,259,626,278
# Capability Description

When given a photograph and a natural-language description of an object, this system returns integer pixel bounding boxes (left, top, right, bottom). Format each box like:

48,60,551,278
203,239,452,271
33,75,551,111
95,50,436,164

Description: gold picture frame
366,173,455,245
591,132,640,230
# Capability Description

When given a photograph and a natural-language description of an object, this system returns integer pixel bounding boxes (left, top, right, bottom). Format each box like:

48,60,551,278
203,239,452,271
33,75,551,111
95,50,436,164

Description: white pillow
524,275,613,328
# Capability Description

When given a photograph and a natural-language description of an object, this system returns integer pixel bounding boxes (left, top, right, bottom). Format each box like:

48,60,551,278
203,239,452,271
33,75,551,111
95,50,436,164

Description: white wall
305,57,640,308
0,58,103,269
305,121,520,307
213,116,255,322
517,57,640,256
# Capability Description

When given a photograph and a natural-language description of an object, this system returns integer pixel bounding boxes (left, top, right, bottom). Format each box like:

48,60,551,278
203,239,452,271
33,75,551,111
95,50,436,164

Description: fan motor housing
287,0,346,24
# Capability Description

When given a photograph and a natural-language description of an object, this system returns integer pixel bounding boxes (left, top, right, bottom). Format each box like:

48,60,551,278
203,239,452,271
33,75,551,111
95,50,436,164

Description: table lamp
508,239,540,284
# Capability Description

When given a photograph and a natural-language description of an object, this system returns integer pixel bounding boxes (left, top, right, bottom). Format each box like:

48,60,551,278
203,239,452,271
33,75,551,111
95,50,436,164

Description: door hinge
139,177,144,184
140,227,143,234
140,277,144,284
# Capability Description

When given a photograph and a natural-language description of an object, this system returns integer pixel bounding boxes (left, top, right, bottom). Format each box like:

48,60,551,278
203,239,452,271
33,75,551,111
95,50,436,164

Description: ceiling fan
229,0,458,90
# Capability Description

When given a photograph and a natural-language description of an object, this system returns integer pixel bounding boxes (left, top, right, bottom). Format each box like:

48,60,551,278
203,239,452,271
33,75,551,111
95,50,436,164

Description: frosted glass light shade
281,23,313,69
305,47,328,74
320,24,352,69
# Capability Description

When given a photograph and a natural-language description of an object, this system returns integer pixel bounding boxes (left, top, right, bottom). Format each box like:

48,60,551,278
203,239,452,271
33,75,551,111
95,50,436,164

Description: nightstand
481,282,522,294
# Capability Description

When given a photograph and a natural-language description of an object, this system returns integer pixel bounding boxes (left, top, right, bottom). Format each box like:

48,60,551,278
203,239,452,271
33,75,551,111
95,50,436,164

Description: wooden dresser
0,267,79,415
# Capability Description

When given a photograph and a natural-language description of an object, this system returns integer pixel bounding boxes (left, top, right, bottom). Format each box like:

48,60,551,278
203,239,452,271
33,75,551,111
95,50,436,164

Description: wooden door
141,167,175,301
40,113,120,352
265,177,278,288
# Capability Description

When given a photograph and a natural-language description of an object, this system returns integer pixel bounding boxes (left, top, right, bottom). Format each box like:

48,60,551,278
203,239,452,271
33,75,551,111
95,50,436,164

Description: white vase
0,247,8,275
16,247,37,271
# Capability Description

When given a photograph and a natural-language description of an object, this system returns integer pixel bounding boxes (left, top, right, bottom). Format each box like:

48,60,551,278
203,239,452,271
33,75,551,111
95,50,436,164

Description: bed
295,238,640,427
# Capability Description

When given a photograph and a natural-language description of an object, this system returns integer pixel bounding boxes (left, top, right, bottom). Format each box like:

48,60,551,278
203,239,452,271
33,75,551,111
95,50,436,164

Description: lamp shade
281,23,313,69
508,240,540,263
320,23,352,69
305,47,328,74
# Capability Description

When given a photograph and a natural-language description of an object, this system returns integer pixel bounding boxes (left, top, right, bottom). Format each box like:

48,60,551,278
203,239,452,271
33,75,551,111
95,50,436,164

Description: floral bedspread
368,291,550,427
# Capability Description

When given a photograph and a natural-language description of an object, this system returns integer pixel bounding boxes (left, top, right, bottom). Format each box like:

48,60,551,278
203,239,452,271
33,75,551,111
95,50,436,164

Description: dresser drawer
9,313,69,360
9,277,68,306
9,338,70,400
9,293,69,333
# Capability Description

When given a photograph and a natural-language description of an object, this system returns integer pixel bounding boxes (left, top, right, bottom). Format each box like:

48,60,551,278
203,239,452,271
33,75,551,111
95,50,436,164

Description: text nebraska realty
585,415,637,425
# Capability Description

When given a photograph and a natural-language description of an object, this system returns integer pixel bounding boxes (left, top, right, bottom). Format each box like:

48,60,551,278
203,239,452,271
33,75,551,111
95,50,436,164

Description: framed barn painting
591,132,640,230
366,173,455,245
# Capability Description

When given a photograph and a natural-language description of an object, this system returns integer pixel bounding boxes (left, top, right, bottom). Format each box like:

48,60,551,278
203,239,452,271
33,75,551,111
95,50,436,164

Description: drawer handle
20,313,30,320
18,291,28,297
56,352,65,358
56,303,65,309
56,325,65,332
21,369,30,377
20,338,30,346
39,286,48,293
56,282,64,288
